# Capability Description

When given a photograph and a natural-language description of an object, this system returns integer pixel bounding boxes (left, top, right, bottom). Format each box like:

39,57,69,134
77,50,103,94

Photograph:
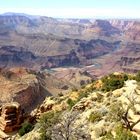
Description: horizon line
1,12,140,20
0,7,140,19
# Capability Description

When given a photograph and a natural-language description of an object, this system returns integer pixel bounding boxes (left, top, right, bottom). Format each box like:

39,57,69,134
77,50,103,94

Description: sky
0,0,140,19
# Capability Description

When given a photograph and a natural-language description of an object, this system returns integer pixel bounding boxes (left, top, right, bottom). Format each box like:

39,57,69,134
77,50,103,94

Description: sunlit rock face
0,67,48,112
0,102,23,133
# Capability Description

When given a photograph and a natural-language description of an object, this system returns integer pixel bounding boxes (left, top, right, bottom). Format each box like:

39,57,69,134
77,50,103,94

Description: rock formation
0,67,49,112
125,21,140,41
0,102,23,133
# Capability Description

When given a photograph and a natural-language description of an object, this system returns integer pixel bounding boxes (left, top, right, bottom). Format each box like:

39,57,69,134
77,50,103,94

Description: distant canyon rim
0,13,140,78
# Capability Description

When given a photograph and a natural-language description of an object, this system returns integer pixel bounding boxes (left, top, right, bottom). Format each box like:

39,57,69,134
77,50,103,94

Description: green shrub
39,111,61,140
102,125,137,140
67,98,77,109
78,92,89,101
18,121,34,136
107,102,124,122
39,111,60,126
101,132,114,140
123,74,128,81
102,79,123,91
115,125,137,140
40,130,52,140
101,74,127,92
135,71,140,82
96,93,104,102
88,111,102,123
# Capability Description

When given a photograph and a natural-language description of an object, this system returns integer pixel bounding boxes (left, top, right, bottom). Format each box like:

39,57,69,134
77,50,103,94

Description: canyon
0,14,140,78
0,13,140,139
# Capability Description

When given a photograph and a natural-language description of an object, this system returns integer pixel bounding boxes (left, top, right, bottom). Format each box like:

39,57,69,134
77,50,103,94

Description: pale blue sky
0,0,140,18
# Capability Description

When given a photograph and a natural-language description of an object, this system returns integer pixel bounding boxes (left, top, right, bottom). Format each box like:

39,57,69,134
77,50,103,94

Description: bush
102,125,137,140
135,71,140,82
67,90,90,110
107,102,124,122
88,111,102,123
67,98,77,109
101,74,127,92
39,111,60,127
78,91,89,100
39,111,61,140
123,74,128,81
40,130,52,140
115,125,137,140
101,132,114,140
96,93,104,102
18,121,34,136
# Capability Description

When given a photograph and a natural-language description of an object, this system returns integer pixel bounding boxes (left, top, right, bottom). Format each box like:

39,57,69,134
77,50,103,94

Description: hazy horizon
0,0,140,19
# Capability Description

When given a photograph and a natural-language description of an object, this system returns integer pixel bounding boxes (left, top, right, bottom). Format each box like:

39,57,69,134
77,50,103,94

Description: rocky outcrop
0,102,23,133
122,67,140,73
120,56,140,66
0,15,35,27
0,38,121,69
125,21,140,41
92,20,120,36
44,50,80,68
119,43,140,73
0,46,37,69
0,67,50,112
76,39,120,60
109,20,135,30
53,68,94,88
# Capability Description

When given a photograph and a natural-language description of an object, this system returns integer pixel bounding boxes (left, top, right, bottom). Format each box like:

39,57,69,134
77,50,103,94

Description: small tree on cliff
39,111,91,140
107,90,140,131
51,111,91,140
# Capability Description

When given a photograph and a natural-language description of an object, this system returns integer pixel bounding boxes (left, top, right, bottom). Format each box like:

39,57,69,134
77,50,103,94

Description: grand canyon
0,14,140,77
0,12,140,140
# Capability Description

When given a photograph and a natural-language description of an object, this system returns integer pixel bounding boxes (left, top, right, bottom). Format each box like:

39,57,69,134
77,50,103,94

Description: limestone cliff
0,67,48,112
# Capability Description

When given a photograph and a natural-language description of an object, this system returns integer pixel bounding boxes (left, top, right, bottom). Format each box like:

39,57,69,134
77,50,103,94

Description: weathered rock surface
0,67,49,112
125,21,140,41
120,43,140,73
0,102,23,133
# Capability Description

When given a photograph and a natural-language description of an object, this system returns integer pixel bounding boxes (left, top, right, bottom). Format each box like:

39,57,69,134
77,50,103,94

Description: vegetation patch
102,124,137,140
67,98,78,109
18,121,34,136
89,111,102,123
101,73,128,92
39,111,61,140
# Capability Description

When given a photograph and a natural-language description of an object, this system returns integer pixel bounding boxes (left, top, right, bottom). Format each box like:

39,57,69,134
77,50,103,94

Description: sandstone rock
39,97,55,113
0,67,48,112
73,98,93,111
0,102,23,133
